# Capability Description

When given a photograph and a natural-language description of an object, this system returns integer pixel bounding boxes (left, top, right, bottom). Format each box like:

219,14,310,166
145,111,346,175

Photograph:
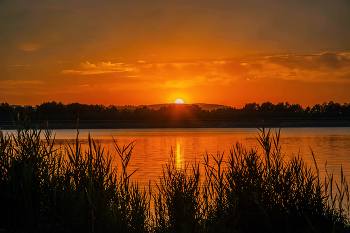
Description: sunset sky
1,0,350,108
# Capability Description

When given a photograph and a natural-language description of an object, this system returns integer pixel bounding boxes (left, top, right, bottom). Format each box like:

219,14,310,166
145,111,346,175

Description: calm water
35,127,350,185
4,127,350,185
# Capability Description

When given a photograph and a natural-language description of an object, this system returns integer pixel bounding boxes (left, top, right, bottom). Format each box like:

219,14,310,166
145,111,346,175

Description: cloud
61,70,117,75
59,52,350,91
76,84,90,88
266,52,350,71
81,61,97,69
61,61,134,74
261,52,350,81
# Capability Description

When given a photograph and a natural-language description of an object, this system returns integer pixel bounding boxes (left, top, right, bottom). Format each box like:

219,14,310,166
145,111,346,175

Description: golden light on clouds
1,0,350,106
36,51,350,106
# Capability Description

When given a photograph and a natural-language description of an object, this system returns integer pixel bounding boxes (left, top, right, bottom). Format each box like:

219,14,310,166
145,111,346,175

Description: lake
15,127,348,186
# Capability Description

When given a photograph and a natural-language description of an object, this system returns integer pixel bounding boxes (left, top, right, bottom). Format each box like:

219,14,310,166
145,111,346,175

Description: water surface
41,127,350,185
4,127,350,185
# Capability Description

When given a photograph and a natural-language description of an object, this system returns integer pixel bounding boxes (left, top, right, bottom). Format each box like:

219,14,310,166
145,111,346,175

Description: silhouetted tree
1,101,349,122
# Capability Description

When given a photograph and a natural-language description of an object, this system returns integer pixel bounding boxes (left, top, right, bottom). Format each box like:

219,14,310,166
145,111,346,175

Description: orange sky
1,0,350,108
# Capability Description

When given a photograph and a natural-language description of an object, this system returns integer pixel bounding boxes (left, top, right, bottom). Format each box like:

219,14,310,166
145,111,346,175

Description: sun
174,99,184,104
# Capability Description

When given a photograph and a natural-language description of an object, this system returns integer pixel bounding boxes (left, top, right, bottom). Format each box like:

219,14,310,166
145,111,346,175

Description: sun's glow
174,99,184,104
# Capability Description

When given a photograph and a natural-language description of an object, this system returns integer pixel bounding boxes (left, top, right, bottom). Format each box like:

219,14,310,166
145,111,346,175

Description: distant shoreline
1,119,350,130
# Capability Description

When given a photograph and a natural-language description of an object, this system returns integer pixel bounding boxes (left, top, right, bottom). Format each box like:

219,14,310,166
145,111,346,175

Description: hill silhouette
144,103,229,111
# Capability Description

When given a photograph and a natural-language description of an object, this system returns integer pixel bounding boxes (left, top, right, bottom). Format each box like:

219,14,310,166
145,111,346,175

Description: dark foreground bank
0,121,349,233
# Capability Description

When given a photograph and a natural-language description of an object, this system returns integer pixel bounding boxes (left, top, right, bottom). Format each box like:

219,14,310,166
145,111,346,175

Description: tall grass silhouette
0,120,149,233
201,128,350,232
0,120,349,232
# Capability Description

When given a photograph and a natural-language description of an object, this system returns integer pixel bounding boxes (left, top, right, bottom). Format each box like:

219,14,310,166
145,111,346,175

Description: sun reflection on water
176,138,184,170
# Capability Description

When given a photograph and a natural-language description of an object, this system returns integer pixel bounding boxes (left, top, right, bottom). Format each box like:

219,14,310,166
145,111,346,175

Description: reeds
152,127,350,232
0,120,349,232
0,120,150,233
153,154,202,233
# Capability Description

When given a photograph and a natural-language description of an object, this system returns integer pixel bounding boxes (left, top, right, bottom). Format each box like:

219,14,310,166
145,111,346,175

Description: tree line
1,101,350,121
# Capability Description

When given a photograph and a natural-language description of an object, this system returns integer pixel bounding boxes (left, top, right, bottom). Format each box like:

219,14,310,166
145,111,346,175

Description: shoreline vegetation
1,101,350,129
1,120,350,232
